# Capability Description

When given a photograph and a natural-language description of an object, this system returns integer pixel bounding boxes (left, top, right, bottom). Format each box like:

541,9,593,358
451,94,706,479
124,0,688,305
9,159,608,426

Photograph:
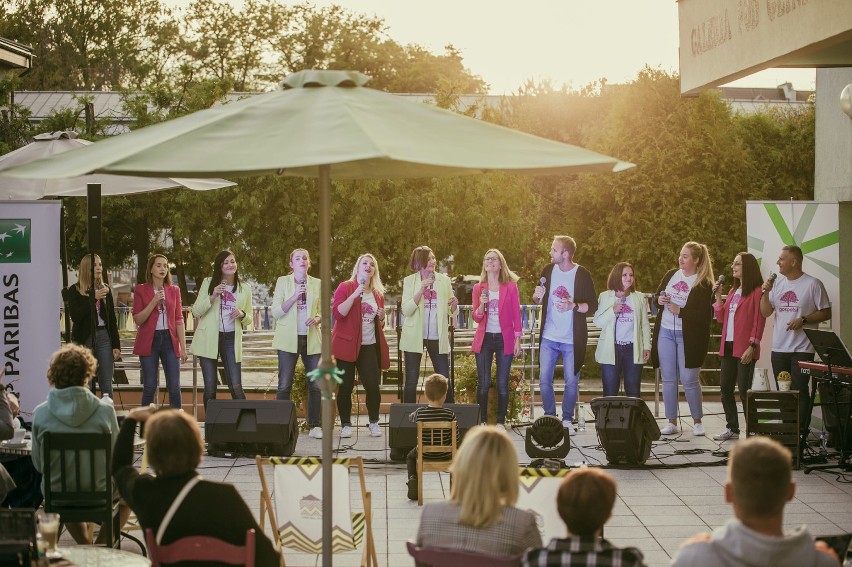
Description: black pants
337,345,381,425
771,350,816,433
719,342,755,433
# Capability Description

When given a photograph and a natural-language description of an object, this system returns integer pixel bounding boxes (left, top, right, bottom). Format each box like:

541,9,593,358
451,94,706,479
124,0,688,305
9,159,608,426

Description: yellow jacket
270,274,322,355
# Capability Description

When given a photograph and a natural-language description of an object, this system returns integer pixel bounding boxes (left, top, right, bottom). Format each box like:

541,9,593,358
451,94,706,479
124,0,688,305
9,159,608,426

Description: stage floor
61,400,852,567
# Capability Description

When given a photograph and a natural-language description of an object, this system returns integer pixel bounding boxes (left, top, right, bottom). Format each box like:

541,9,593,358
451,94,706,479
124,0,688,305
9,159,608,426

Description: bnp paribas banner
746,201,839,366
0,201,61,413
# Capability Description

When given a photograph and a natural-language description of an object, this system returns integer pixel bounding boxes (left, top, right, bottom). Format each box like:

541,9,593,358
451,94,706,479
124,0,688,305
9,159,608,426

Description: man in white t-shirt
760,245,831,436
532,236,597,436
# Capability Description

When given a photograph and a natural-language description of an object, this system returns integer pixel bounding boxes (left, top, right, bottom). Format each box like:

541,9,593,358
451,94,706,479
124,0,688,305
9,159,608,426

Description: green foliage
452,354,530,423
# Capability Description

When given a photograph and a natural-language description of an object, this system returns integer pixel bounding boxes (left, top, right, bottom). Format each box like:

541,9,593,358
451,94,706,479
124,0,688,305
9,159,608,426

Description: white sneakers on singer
369,422,382,437
713,428,739,441
308,427,322,439
660,423,679,435
563,420,577,437
692,423,705,436
340,425,352,438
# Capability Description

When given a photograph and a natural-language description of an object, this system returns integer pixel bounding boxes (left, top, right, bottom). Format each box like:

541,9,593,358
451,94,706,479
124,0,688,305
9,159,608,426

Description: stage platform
58,400,852,567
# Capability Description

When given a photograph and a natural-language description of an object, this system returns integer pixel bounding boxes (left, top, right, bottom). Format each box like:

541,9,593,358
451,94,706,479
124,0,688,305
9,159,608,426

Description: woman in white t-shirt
711,253,766,441
593,262,651,398
650,242,715,437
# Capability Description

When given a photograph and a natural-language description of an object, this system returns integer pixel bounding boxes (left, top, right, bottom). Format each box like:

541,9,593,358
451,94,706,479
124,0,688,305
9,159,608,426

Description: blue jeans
475,333,514,424
403,340,452,403
771,350,815,433
87,327,114,397
538,337,580,419
140,330,182,408
199,331,245,410
657,327,703,420
277,335,321,428
601,342,643,398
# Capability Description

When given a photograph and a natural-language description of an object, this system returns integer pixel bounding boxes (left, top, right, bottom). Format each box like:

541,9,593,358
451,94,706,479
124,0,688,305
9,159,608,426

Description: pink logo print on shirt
780,290,799,307
671,280,690,293
361,302,375,321
488,298,499,311
423,288,437,301
222,290,236,304
552,285,572,312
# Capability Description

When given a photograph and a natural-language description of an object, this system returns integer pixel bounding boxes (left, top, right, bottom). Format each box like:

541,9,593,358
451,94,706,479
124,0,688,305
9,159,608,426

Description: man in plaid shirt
523,468,646,567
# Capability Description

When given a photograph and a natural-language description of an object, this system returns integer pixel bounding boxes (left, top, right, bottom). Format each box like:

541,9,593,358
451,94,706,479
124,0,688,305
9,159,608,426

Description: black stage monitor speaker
817,382,852,451
205,400,297,457
388,403,480,461
590,396,661,465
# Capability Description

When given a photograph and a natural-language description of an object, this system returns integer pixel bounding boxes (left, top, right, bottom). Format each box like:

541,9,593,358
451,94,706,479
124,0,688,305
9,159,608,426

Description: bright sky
168,0,816,94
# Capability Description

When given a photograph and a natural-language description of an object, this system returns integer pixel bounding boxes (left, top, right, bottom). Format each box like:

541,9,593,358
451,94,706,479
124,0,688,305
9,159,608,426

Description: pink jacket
132,283,184,357
471,281,522,355
714,287,766,359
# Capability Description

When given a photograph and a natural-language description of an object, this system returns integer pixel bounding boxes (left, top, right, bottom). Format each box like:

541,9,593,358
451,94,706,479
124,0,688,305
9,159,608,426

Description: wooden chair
256,455,377,567
145,528,255,566
406,541,521,567
42,432,120,548
417,420,457,506
746,390,801,469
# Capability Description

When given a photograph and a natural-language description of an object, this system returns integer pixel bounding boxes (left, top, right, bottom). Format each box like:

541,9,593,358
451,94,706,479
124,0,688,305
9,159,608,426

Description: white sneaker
693,423,705,436
660,423,679,435
713,428,739,441
340,425,352,438
368,422,382,437
496,423,506,431
563,420,577,437
309,427,322,439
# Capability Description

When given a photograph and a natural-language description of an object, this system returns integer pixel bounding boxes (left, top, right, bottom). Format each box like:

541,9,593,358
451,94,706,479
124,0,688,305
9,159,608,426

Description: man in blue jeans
532,236,597,436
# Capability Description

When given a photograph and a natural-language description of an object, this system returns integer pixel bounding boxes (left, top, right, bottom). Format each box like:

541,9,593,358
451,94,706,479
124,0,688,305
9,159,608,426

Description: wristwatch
801,316,808,325
749,341,757,349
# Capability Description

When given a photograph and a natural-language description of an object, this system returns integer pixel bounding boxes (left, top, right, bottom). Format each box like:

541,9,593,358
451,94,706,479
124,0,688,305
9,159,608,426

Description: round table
53,545,151,566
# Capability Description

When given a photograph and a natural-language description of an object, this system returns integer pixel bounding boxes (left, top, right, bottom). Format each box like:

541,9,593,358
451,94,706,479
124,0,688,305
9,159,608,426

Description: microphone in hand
712,274,726,294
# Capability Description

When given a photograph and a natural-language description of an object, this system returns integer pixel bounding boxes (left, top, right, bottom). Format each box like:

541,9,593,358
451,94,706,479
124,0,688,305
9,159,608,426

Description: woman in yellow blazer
270,249,322,438
400,246,459,403
191,249,253,410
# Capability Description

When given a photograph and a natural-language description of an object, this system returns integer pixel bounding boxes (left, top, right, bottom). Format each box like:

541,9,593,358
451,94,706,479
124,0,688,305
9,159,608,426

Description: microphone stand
396,298,403,401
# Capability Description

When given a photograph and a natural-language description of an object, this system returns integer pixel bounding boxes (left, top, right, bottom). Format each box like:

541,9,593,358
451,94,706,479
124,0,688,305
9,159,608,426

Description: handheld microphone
156,286,165,311
768,272,777,284
428,271,435,291
539,277,546,287
712,274,726,294
358,276,367,299
297,276,306,302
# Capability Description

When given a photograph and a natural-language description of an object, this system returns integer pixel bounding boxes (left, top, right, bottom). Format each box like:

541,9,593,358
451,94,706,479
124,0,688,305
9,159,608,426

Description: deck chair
42,432,120,548
417,420,457,506
256,456,377,567
406,541,521,567
145,528,255,566
516,466,572,542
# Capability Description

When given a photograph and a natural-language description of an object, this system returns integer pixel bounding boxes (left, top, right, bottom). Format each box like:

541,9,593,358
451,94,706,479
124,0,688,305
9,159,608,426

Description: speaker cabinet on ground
590,397,661,465
818,382,852,451
387,403,480,461
205,400,297,457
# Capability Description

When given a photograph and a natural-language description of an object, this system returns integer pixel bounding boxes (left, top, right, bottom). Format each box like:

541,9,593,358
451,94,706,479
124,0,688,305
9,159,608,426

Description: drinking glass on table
37,511,61,559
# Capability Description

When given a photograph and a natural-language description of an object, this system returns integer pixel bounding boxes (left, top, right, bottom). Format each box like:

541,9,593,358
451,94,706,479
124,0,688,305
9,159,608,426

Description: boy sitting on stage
406,374,456,501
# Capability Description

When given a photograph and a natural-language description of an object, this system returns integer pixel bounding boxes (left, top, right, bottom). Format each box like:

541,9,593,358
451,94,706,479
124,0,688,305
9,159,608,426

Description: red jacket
132,283,184,357
714,286,766,359
471,281,522,355
331,280,390,369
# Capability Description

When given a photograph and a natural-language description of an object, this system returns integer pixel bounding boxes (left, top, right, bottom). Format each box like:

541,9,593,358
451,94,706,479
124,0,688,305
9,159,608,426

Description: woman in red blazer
471,249,522,427
712,252,766,441
132,254,187,408
331,253,390,439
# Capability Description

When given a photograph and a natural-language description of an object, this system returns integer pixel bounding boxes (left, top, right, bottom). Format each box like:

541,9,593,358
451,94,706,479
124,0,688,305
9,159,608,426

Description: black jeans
403,340,452,403
719,342,755,433
771,350,816,433
337,345,381,425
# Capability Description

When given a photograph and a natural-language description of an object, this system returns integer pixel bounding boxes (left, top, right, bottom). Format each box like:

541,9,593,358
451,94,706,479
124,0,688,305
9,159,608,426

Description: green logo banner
0,219,32,263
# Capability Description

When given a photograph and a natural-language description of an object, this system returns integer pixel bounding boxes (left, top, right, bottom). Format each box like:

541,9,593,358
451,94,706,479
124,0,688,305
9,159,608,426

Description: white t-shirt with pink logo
485,289,501,334
543,265,577,344
725,288,742,342
614,296,635,344
768,273,830,353
220,286,238,333
661,270,698,331
296,287,309,335
421,287,439,340
360,293,378,346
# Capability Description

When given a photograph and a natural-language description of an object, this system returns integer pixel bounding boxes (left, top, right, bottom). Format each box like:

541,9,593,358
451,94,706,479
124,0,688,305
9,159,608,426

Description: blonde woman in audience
415,426,541,556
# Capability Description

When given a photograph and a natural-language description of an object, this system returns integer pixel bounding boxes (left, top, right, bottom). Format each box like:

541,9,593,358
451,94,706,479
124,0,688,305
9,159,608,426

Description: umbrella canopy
0,131,235,199
0,70,634,567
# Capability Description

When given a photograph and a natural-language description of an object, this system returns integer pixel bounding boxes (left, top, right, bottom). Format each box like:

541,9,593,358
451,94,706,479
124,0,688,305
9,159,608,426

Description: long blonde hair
349,253,385,295
478,248,519,285
450,426,519,527
683,241,715,288
76,254,104,296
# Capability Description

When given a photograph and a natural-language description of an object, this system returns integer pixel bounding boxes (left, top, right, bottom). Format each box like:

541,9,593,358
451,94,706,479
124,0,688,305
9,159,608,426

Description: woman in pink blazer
471,249,522,427
712,252,766,441
132,254,187,408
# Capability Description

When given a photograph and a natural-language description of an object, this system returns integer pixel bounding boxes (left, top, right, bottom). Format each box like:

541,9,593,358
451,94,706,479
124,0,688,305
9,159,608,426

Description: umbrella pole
60,202,71,343
317,165,334,567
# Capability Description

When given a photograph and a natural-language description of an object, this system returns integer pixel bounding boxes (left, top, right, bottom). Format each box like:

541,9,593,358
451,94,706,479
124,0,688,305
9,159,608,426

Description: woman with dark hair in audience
112,407,278,564
331,253,390,438
133,254,187,408
712,252,767,441
191,249,253,410
67,253,121,398
593,262,651,398
416,426,541,556
400,246,459,403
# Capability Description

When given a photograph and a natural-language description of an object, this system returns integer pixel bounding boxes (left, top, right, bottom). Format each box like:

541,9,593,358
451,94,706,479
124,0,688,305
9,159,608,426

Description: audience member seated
112,406,280,565
31,344,131,543
406,373,456,501
0,376,43,509
416,425,542,557
522,467,646,567
671,436,839,567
